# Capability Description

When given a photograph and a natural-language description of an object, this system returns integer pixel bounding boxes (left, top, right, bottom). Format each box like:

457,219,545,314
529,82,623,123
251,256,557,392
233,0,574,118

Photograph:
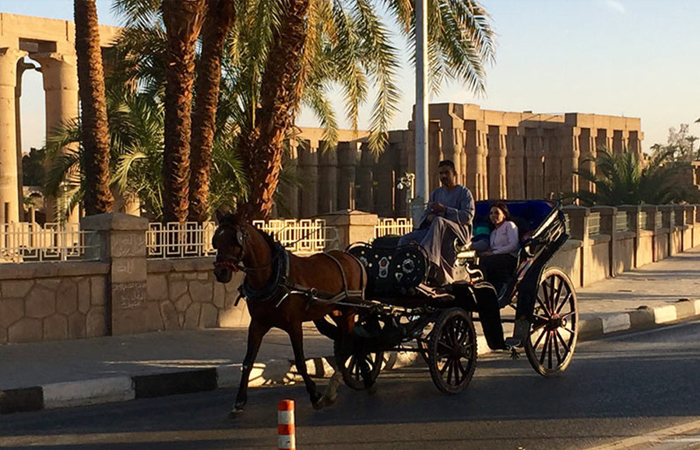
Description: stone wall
0,262,109,343
146,258,248,331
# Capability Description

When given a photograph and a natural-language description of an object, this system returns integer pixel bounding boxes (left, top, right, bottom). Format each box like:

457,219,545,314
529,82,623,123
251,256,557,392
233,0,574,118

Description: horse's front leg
232,319,270,417
288,323,327,409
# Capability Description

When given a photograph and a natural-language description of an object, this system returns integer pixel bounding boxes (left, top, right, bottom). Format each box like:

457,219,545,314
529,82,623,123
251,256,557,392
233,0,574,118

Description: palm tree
102,0,496,220
570,147,700,206
161,0,206,223
74,0,114,215
188,0,236,223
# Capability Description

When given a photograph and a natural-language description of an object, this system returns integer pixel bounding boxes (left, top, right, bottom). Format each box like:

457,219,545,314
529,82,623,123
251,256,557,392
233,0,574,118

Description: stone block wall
0,262,109,344
146,258,248,331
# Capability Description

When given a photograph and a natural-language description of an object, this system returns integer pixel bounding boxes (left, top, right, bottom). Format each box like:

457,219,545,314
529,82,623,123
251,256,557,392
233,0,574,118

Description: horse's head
212,210,250,283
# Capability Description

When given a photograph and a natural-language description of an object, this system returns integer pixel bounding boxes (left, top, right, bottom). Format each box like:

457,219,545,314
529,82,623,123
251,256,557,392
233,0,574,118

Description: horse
212,210,368,415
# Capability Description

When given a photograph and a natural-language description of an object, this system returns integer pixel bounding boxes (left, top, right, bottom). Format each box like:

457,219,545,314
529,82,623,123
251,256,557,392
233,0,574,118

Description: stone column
487,126,507,199
16,59,37,219
591,206,617,278
298,140,319,218
658,205,674,257
280,139,300,218
560,127,580,196
81,213,158,336
33,52,80,223
618,205,640,268
357,143,375,212
506,127,525,199
641,205,659,261
563,205,589,286
337,141,357,211
375,144,395,216
317,143,338,214
428,121,443,192
543,131,561,198
524,129,544,199
578,128,597,194
464,120,488,199
438,116,465,186
0,48,27,224
320,210,378,250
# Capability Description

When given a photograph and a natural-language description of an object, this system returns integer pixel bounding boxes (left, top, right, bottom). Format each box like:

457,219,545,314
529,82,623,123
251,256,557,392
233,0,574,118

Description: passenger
398,160,475,284
478,202,519,288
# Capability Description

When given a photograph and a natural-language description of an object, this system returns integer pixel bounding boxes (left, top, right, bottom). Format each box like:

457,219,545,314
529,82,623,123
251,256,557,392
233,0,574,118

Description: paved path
1,246,699,413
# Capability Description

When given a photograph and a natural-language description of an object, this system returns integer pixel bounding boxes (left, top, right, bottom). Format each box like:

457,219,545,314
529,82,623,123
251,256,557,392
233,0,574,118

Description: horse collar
241,243,290,303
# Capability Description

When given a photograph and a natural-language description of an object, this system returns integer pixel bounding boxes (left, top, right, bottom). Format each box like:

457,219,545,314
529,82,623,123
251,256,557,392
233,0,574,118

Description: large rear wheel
524,268,578,376
428,308,477,394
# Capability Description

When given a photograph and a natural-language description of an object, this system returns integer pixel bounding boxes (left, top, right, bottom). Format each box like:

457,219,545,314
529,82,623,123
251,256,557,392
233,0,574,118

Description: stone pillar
438,116,465,186
641,205,659,261
464,120,488,199
279,139,300,218
337,141,357,211
357,143,375,212
428,121,443,192
33,52,80,223
375,144,395,216
0,48,27,224
16,59,37,218
578,128,596,194
563,205,589,286
487,126,507,199
543,131,561,199
658,205,674,257
81,213,157,336
591,206,617,277
560,127,580,196
524,129,544,199
506,127,525,199
298,140,319,218
319,210,379,250
618,205,640,268
317,143,338,214
674,204,687,251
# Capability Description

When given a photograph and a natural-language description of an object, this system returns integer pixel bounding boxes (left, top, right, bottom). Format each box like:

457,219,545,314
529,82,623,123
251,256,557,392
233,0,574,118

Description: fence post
658,205,674,257
319,210,379,249
591,206,616,277
81,213,154,336
618,205,640,268
640,205,658,261
562,205,589,286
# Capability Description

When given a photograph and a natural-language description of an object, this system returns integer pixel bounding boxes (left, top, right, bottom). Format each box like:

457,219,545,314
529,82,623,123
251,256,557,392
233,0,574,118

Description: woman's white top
489,221,519,257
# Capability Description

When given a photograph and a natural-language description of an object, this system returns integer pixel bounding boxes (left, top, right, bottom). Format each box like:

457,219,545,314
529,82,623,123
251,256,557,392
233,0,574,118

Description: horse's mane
218,213,280,252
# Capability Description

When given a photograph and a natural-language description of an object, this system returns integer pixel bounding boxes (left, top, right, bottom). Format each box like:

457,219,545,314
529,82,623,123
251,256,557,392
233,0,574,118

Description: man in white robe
398,160,475,284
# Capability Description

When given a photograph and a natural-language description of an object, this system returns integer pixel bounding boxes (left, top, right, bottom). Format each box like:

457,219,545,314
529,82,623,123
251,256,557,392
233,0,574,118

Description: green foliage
570,147,700,206
22,148,46,186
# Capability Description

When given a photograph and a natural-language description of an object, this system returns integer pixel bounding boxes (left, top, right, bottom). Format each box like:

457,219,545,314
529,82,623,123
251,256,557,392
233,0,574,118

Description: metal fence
375,218,414,238
252,219,339,255
0,222,97,263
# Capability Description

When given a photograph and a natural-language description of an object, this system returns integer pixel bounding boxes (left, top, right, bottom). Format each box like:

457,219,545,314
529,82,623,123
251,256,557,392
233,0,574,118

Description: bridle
213,223,249,273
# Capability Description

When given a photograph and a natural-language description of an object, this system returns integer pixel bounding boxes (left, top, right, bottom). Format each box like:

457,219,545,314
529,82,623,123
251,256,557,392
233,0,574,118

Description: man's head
438,160,457,187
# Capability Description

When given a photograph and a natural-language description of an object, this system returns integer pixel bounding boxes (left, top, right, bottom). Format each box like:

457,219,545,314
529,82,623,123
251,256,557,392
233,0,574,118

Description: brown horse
212,211,366,415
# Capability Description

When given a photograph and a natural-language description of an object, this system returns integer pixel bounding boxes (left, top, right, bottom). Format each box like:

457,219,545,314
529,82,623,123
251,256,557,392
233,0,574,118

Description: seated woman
478,202,519,289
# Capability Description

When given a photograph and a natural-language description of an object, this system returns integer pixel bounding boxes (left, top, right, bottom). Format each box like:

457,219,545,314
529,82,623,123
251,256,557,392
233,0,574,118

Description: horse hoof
324,393,338,406
312,397,328,411
228,405,245,419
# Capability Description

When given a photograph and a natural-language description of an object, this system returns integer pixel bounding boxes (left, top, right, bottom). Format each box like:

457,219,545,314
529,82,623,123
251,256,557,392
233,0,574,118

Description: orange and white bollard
278,399,296,450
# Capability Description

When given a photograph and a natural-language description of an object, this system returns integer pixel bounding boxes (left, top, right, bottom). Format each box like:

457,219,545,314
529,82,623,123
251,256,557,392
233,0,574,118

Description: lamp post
413,0,429,227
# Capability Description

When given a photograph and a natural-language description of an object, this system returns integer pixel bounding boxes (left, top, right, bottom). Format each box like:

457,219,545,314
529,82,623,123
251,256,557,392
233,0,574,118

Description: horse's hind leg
232,319,270,417
288,323,326,410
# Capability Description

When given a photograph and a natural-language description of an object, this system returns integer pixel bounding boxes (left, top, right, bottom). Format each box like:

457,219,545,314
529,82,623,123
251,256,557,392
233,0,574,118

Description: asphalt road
2,320,700,450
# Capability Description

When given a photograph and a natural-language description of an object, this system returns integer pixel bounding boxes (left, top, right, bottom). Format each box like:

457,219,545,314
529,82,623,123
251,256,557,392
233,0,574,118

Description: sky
3,0,699,154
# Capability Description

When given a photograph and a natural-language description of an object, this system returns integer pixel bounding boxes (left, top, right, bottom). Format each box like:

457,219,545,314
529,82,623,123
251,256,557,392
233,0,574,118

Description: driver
398,160,475,284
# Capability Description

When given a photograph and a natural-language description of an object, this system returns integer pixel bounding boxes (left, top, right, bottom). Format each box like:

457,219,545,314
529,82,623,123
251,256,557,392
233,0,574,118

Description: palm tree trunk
239,0,310,220
188,0,236,223
74,0,113,215
162,0,206,223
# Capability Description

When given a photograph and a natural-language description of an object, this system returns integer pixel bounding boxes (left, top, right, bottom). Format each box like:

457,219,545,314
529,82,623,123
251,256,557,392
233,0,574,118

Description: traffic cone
278,399,295,450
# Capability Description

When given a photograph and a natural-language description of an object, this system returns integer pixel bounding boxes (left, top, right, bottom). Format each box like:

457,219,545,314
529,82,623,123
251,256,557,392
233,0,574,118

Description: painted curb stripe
653,305,678,324
43,377,134,409
602,314,632,334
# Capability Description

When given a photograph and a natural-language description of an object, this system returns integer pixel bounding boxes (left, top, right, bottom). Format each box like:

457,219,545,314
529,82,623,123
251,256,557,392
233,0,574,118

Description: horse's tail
313,317,340,340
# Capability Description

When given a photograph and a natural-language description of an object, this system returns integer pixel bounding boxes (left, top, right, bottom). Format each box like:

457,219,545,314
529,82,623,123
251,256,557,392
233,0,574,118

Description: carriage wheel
525,268,578,377
428,308,477,394
333,339,384,391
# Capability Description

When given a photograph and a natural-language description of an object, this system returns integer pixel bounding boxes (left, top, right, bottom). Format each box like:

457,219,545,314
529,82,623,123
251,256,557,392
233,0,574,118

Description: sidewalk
2,246,699,414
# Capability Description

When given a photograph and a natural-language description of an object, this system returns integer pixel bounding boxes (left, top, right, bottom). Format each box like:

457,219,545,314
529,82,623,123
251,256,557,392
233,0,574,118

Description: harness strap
320,253,350,302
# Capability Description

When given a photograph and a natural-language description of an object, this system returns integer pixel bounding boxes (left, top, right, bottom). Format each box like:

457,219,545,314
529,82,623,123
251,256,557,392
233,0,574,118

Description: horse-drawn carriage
333,199,578,394
213,199,578,414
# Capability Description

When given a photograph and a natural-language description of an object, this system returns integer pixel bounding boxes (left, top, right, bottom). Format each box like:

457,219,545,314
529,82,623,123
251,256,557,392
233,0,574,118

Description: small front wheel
428,308,477,394
333,339,383,391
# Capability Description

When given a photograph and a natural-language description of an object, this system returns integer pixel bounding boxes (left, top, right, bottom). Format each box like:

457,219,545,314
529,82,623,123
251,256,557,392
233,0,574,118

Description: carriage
332,199,579,394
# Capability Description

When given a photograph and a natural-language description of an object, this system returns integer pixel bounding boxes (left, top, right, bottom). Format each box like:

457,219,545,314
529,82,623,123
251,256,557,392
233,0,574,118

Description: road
1,320,699,450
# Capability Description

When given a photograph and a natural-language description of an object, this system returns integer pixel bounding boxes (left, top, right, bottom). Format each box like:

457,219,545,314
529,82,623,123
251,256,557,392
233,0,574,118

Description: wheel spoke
555,290,572,315
532,326,547,349
536,295,553,317
539,330,551,365
553,330,562,366
547,332,554,369
555,329,571,353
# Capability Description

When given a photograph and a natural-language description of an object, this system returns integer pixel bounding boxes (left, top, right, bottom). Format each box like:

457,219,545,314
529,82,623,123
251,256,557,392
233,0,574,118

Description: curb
2,299,699,415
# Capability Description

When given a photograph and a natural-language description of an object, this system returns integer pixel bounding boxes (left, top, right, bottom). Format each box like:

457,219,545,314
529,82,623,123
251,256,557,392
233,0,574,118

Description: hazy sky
4,0,699,153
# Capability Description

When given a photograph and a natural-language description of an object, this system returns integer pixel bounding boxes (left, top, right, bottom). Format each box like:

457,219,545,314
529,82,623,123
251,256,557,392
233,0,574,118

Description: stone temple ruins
1,13,649,223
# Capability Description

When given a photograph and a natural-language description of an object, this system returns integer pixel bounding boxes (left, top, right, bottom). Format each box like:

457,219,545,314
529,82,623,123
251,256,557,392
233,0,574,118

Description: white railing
147,219,339,259
375,218,413,238
0,222,97,263
147,221,218,259
253,219,339,255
